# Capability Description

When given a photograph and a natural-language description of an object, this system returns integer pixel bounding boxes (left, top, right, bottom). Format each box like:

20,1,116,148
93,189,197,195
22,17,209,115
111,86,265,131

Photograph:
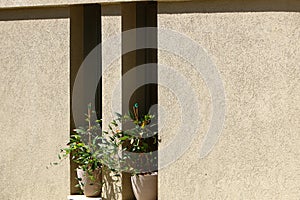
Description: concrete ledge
0,0,145,9
67,195,102,200
0,0,191,9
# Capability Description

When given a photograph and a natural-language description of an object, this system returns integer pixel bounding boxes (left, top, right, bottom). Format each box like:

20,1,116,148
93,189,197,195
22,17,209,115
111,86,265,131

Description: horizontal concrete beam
0,0,189,9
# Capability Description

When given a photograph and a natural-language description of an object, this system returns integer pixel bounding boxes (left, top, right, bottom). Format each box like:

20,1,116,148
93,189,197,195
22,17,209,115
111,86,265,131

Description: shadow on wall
158,0,300,14
0,7,69,21
102,167,121,200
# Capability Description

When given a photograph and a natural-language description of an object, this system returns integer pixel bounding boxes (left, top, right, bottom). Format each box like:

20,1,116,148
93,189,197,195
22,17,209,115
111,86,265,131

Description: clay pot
76,168,102,197
131,174,157,200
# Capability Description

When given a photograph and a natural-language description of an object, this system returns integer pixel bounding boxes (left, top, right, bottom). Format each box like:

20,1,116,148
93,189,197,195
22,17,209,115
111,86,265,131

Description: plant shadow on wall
52,103,158,200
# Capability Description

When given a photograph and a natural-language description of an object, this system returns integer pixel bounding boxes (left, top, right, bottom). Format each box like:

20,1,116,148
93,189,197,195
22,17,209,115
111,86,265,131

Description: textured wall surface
0,8,70,200
0,0,148,9
158,1,300,199
102,4,122,200
1,1,299,199
1,0,299,9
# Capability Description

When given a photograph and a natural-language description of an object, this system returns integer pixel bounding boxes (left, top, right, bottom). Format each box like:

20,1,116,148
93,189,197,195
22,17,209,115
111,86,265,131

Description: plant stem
88,103,92,147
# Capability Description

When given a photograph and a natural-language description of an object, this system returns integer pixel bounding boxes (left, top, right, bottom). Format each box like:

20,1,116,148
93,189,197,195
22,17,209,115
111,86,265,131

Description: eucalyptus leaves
55,104,120,193
108,103,158,174
55,102,158,195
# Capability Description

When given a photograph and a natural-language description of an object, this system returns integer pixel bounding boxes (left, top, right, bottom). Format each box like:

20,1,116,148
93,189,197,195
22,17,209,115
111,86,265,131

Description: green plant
54,104,120,189
108,103,159,175
53,102,158,195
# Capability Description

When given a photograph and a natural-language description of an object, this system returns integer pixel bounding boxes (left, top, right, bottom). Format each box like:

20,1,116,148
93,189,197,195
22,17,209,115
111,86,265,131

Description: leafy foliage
55,104,120,188
107,103,159,175
54,102,159,192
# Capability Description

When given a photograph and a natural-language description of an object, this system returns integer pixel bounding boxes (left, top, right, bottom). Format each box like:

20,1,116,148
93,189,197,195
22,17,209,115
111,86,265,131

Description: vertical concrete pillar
102,4,122,200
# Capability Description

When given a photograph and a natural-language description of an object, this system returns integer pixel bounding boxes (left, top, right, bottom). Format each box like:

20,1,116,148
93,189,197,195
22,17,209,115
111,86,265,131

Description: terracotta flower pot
76,168,102,197
131,174,157,200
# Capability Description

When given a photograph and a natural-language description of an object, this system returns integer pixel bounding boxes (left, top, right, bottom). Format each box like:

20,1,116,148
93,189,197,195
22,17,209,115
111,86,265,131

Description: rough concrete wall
0,0,146,9
0,8,70,200
158,1,300,199
2,0,299,10
101,4,122,200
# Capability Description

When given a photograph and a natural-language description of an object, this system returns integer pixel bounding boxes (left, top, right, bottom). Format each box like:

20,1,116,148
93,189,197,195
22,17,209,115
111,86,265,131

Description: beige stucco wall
0,0,299,199
158,1,300,199
0,0,146,9
0,7,70,200
101,4,123,200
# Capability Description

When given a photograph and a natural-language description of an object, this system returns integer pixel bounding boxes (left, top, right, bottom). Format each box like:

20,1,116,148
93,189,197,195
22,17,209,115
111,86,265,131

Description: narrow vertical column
102,4,122,200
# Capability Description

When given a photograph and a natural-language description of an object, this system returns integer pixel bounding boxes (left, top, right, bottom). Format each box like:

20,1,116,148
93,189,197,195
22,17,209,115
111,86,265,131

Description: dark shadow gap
121,2,158,200
70,4,102,195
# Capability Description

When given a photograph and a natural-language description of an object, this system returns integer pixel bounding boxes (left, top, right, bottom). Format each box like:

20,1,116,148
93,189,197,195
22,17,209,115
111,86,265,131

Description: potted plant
55,103,158,199
55,104,120,197
108,103,158,200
